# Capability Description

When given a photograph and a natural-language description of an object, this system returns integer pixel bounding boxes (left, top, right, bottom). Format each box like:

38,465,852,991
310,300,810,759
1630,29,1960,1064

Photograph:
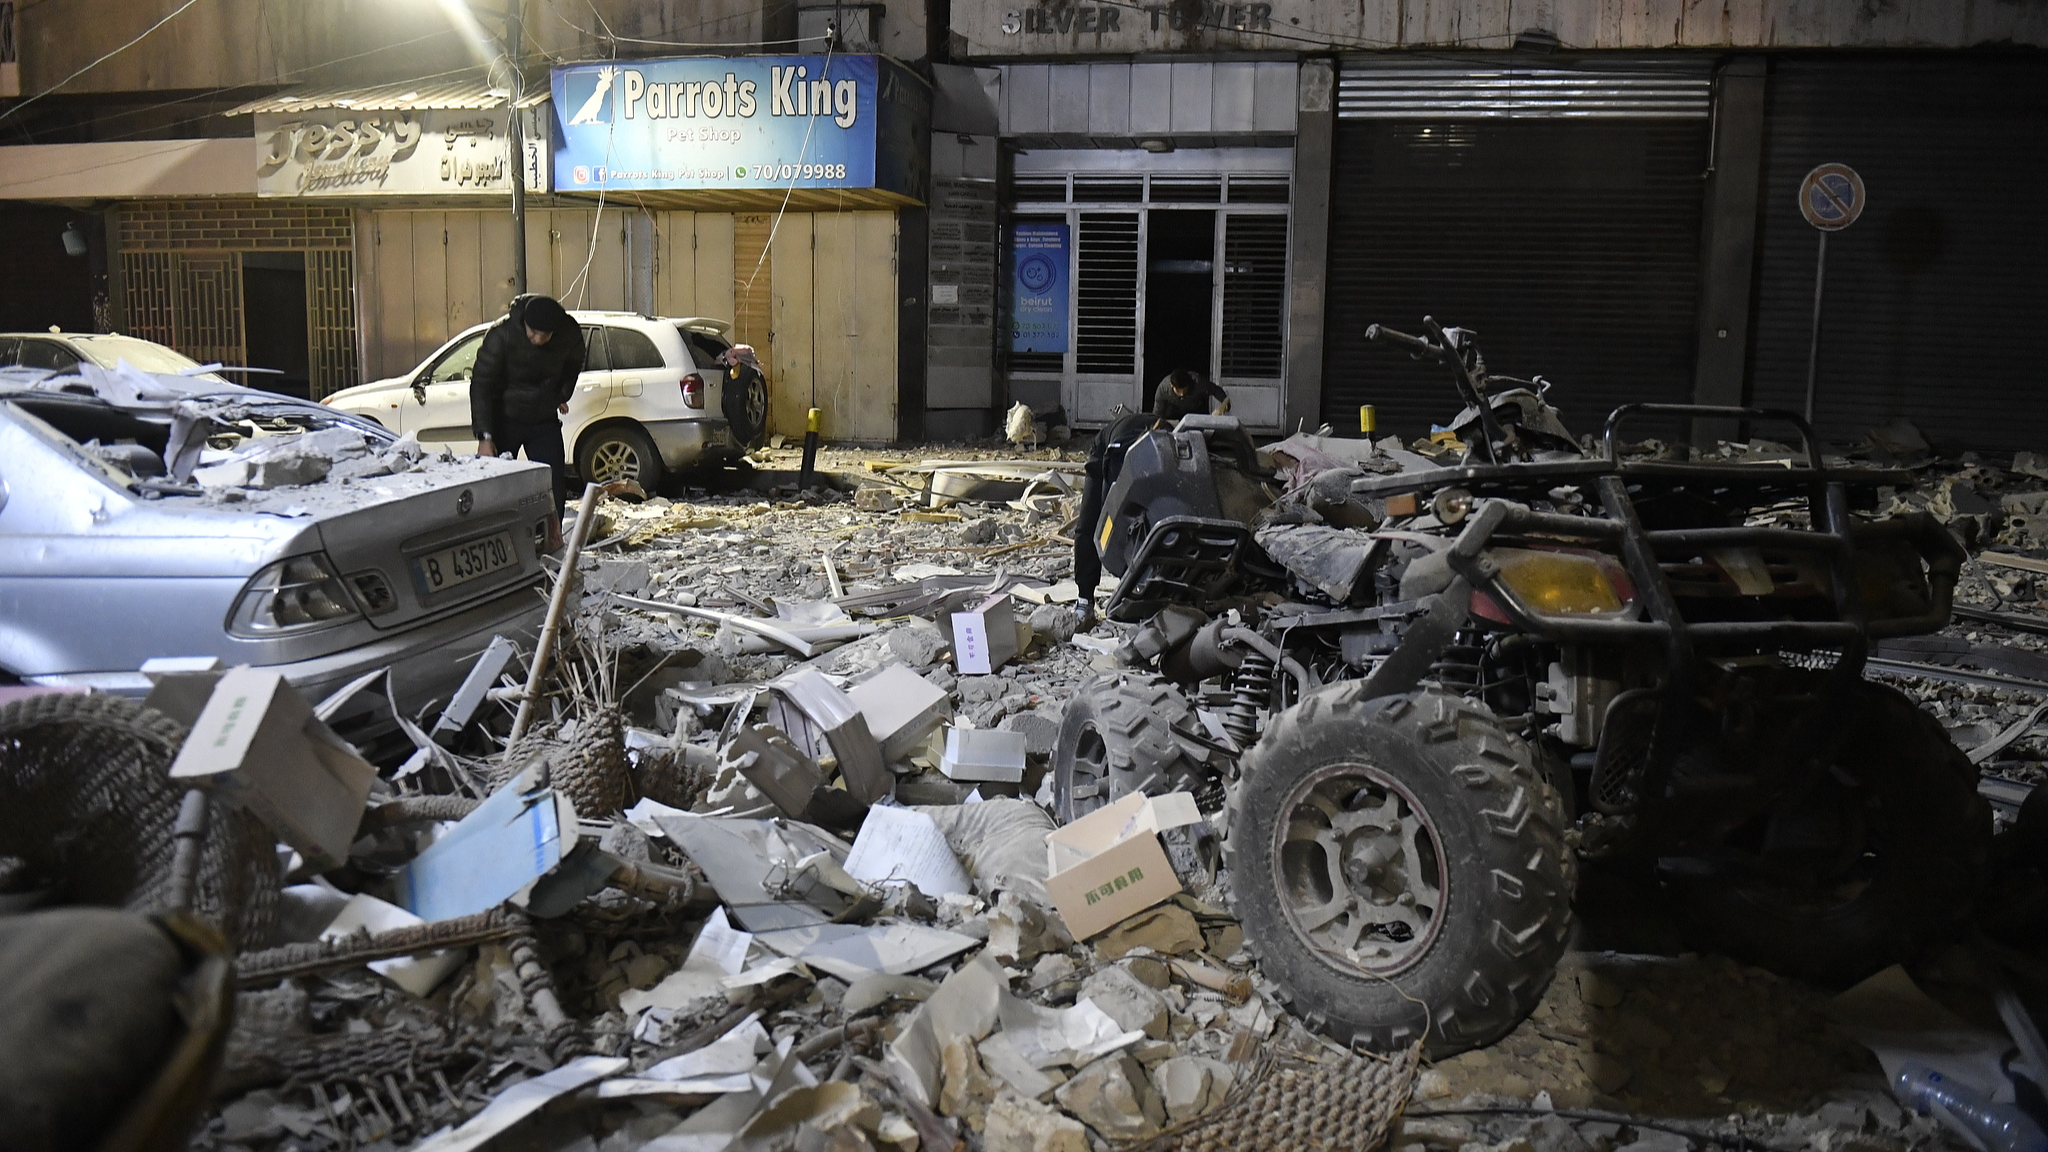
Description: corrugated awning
227,70,550,115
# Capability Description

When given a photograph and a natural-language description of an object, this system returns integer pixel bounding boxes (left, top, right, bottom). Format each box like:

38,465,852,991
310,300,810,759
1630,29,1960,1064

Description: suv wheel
724,366,769,448
577,425,665,493
1231,684,1574,1057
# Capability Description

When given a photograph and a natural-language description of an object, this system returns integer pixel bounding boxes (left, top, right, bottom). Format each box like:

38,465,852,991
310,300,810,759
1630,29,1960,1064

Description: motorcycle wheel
1230,684,1574,1057
1669,677,1991,983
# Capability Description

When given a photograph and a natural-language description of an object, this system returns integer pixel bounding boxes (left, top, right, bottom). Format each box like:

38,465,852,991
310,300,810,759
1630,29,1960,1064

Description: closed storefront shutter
1746,56,2048,451
1322,59,1711,440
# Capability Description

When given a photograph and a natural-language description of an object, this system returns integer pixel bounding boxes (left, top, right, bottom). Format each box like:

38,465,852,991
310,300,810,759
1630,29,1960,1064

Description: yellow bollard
1360,405,1377,434
799,407,823,488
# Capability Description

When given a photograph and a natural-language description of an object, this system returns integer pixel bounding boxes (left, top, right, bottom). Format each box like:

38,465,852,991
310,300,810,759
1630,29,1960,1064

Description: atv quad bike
1057,318,1989,1057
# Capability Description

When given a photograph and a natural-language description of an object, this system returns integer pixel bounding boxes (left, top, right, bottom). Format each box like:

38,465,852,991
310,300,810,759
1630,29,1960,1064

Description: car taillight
228,552,364,636
681,373,704,409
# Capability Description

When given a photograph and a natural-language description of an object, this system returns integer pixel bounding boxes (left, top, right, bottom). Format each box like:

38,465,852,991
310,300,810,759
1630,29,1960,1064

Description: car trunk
310,463,554,631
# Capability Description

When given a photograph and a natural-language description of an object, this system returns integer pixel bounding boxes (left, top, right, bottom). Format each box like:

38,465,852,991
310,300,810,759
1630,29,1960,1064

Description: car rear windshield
677,327,732,368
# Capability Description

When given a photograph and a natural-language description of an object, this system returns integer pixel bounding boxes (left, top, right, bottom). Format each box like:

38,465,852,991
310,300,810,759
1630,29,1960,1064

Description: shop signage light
549,54,927,198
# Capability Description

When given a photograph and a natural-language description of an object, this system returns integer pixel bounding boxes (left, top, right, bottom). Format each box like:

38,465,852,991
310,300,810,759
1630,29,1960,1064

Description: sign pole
505,0,527,296
1803,230,1826,425
1795,162,1865,433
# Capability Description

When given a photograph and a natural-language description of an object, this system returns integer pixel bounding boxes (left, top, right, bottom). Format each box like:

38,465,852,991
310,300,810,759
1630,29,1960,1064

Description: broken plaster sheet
884,952,1005,1107
598,1015,771,1098
753,921,980,984
842,972,937,1016
655,813,853,930
639,1038,818,1152
619,907,753,1019
997,993,1145,1069
978,1031,1063,1100
842,805,972,897
408,1055,626,1152
624,796,692,837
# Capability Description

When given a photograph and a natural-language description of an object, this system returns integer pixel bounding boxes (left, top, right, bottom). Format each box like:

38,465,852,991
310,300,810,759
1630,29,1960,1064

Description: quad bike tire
1670,677,1991,984
1053,673,1212,824
1230,685,1574,1058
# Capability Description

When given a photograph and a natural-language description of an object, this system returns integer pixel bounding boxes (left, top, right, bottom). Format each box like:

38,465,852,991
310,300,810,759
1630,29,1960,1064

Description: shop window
1073,176,1142,202
1075,214,1139,375
1227,175,1291,203
1220,215,1288,381
1149,176,1223,203
1014,178,1069,203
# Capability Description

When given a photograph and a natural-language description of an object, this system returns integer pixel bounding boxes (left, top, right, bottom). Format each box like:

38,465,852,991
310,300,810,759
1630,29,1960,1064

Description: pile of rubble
0,451,1405,1152
19,432,2048,1152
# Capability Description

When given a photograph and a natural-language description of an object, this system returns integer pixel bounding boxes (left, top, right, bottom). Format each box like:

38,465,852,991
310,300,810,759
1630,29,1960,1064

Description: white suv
324,312,767,490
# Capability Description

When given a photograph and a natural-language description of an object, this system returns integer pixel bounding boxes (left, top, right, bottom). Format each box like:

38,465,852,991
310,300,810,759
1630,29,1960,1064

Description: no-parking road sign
1799,163,1866,231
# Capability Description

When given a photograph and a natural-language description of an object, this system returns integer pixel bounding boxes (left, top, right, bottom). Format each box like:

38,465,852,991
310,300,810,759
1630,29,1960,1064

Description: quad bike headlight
1490,547,1633,615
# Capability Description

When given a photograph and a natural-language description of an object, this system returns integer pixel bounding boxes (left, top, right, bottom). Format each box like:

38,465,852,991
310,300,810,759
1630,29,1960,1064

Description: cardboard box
766,667,891,804
949,593,1019,675
1043,791,1204,940
939,727,1026,783
846,664,952,762
168,666,377,871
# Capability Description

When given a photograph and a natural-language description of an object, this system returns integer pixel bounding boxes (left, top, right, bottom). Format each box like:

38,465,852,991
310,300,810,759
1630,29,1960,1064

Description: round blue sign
1799,163,1866,232
1017,252,1058,294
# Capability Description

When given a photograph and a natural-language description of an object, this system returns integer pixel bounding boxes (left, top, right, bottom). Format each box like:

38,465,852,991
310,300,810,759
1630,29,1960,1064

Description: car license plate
417,531,517,592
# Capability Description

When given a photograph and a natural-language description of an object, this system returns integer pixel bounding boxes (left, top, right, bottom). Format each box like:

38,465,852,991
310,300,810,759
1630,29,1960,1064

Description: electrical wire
0,0,208,127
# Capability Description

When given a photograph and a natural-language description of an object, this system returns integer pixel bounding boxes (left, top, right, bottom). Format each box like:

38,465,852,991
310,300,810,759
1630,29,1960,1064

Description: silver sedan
0,362,552,740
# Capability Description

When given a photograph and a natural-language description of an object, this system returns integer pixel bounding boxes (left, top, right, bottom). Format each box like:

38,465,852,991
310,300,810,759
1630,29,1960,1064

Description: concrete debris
19,441,2045,1152
1053,1050,1166,1141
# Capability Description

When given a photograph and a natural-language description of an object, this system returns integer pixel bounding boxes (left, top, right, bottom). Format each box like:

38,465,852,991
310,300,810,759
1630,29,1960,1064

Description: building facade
2,1,2046,447
950,0,2048,448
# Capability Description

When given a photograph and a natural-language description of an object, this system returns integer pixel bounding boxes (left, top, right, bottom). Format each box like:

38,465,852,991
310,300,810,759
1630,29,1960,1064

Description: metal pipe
1804,230,1828,425
513,482,601,741
164,789,211,913
505,0,527,295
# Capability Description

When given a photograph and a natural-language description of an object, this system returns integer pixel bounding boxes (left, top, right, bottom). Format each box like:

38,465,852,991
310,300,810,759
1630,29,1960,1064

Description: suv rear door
603,325,669,403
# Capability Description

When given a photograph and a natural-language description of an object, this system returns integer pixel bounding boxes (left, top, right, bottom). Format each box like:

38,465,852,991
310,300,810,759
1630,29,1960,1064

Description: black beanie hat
521,295,567,331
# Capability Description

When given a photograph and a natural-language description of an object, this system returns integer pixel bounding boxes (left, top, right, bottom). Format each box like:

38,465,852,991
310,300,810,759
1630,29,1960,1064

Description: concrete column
1691,56,1768,444
1283,58,1335,436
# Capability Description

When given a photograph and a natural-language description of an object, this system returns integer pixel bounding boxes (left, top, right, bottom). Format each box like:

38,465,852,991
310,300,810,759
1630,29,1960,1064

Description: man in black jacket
471,294,584,549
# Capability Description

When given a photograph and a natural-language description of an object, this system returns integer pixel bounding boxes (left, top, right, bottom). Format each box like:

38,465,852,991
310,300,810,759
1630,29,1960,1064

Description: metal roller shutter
1745,56,2048,452
1322,58,1711,440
